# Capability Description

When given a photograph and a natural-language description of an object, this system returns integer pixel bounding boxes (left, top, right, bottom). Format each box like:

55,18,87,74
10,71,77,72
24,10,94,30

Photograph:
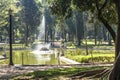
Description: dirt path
0,63,113,79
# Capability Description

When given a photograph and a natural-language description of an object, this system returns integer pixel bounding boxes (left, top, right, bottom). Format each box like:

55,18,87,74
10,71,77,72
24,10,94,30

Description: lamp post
9,8,14,66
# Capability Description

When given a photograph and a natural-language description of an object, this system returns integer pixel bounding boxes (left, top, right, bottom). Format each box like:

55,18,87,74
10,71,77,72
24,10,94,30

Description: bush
65,49,114,63
80,56,114,63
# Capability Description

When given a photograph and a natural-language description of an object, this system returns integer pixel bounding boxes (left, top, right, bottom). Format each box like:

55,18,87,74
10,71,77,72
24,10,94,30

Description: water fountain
31,7,56,64
32,13,51,52
27,0,59,65
38,15,45,41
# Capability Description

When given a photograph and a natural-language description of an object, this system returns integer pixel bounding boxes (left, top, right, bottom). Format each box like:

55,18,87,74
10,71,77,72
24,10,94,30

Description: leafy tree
0,0,20,42
0,0,10,41
45,8,56,42
65,17,75,41
49,0,120,79
20,0,41,46
73,10,84,46
109,0,120,80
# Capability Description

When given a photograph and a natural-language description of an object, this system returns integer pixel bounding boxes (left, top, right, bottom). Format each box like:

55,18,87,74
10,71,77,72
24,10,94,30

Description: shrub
65,49,114,63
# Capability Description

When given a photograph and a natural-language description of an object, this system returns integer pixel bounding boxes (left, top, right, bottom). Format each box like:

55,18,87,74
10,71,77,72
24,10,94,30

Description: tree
45,8,56,42
0,0,20,66
109,0,120,80
74,10,84,46
0,0,11,41
49,0,120,79
65,17,75,41
20,0,41,46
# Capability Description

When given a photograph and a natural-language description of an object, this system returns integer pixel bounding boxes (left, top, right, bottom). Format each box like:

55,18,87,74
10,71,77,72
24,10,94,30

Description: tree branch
100,17,116,42
100,0,108,11
95,0,116,42
95,0,99,11
95,0,108,11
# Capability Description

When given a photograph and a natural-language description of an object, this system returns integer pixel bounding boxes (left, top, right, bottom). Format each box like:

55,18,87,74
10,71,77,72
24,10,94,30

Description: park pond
0,50,110,80
0,50,59,65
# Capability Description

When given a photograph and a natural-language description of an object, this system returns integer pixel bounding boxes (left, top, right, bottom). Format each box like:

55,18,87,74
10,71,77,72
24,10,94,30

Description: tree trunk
109,0,120,80
99,17,116,42
95,0,116,42
115,0,120,58
50,29,52,42
94,25,97,45
102,25,107,41
108,33,112,46
71,33,74,41
25,25,29,46
77,38,82,46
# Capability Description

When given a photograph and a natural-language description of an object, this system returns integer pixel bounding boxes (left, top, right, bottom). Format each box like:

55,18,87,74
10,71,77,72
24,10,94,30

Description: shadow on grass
15,66,110,80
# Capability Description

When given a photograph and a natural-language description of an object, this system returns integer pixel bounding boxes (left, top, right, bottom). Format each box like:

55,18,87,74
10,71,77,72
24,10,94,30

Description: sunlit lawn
13,66,110,80
65,48,115,63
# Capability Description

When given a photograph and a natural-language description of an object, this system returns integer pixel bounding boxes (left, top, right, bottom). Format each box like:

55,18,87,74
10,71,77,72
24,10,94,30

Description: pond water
0,50,108,80
0,50,59,65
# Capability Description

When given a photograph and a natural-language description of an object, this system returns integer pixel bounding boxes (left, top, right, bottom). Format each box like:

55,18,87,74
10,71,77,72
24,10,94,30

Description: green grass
13,66,110,79
66,39,115,49
70,54,114,63
2,44,28,49
65,49,115,63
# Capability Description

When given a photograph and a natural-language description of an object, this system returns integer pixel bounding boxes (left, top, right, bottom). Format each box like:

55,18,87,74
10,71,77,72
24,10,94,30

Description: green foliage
20,0,41,29
101,1,117,24
66,49,84,57
66,42,76,48
80,55,114,63
19,0,41,45
49,0,117,28
49,0,72,19
73,0,95,12
0,0,22,42
65,49,114,63
0,0,10,28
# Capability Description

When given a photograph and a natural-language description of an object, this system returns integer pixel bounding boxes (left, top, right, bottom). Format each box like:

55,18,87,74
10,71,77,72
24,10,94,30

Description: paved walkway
0,65,71,79
60,57,80,64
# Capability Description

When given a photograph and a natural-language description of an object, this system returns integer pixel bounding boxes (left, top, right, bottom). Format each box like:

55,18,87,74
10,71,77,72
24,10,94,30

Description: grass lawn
65,49,115,63
13,66,110,80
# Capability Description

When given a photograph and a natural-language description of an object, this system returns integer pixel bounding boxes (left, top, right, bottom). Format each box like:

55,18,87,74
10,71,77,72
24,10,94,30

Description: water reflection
0,50,58,65
17,50,58,65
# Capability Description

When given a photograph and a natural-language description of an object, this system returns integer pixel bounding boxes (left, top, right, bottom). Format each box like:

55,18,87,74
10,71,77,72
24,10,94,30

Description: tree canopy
49,0,120,80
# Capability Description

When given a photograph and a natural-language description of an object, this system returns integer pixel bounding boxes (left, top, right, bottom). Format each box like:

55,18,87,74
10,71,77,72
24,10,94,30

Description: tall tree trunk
77,38,82,46
108,33,112,46
71,33,74,41
94,25,97,45
50,29,52,42
115,0,120,58
102,25,107,41
109,0,120,80
25,25,29,46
